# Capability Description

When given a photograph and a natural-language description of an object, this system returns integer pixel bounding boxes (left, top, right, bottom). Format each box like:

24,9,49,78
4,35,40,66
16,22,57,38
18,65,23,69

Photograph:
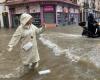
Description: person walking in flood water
87,13,99,38
7,13,46,69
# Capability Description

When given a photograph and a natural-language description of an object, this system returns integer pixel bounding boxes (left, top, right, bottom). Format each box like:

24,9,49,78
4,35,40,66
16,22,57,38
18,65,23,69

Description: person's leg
33,62,39,68
28,62,39,69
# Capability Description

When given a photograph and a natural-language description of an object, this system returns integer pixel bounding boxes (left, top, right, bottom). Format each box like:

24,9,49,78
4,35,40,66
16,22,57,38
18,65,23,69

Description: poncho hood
20,13,32,26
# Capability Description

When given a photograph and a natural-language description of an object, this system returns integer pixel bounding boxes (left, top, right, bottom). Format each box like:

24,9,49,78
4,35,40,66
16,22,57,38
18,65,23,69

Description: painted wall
77,0,84,5
0,0,6,3
95,0,100,11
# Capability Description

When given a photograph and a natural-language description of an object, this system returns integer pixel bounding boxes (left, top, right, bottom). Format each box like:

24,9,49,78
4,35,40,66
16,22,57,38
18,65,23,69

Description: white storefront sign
63,7,68,13
56,5,63,12
75,9,79,13
69,8,74,13
29,4,40,13
15,6,27,14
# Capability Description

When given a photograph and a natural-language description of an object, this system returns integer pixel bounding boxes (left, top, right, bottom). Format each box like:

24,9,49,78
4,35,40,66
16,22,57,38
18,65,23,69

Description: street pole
81,1,84,22
82,8,84,22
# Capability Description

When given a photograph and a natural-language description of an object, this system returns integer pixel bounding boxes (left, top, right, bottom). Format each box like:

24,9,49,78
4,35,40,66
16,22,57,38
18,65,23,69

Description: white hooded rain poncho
8,13,45,65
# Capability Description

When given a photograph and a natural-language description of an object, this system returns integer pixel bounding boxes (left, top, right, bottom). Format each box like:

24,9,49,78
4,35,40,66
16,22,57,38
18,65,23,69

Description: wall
0,0,6,3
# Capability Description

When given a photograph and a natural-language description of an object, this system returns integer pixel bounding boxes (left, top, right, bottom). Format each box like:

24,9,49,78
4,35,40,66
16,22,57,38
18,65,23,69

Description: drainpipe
82,8,84,22
40,5,44,25
8,9,12,29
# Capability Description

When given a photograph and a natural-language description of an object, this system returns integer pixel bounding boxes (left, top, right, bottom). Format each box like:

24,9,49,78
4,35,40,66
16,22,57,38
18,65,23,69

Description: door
44,12,55,24
2,12,9,28
12,14,20,28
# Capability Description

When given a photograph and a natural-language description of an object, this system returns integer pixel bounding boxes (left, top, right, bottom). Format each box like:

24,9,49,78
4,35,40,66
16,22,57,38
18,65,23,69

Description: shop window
31,13,41,27
57,12,68,25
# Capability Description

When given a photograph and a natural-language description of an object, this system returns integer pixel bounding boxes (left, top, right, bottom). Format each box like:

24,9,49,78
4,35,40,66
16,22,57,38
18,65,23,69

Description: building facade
6,0,80,28
94,0,100,20
0,0,11,28
77,0,100,22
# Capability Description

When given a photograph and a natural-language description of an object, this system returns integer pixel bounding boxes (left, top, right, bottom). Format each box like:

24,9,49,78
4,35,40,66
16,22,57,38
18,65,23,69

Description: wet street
0,25,100,80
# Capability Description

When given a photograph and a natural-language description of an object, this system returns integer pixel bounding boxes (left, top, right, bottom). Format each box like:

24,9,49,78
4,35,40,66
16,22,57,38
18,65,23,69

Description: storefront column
68,8,70,24
8,11,12,28
40,6,44,24
9,9,13,29
26,5,30,13
55,5,58,26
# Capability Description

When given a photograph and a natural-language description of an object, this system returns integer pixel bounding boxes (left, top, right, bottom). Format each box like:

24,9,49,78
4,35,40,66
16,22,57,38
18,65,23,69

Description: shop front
11,5,28,28
56,5,69,25
43,5,56,24
69,8,79,24
7,1,80,28
10,4,56,28
10,4,41,28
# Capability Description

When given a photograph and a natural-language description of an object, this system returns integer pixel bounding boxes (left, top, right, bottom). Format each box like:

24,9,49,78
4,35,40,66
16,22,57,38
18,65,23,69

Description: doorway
44,12,56,24
12,14,20,28
2,12,9,28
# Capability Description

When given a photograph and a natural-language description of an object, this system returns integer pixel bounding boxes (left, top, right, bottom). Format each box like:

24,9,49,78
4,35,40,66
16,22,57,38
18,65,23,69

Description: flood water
0,25,100,80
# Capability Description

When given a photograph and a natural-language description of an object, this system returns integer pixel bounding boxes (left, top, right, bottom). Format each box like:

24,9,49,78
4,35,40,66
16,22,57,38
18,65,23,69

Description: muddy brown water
0,25,100,80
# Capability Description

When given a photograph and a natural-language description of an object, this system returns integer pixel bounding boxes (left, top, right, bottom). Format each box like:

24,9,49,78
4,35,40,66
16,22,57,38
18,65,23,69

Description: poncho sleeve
8,26,22,48
32,24,45,34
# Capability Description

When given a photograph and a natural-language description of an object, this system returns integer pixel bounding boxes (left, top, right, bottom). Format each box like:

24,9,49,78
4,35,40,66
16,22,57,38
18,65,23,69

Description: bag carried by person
23,42,33,51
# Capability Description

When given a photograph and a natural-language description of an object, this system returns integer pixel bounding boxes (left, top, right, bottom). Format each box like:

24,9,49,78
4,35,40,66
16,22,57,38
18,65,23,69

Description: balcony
6,0,78,6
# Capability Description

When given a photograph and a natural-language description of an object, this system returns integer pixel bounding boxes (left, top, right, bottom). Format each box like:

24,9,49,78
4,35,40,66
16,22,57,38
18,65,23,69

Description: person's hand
41,23,46,29
7,47,13,52
98,22,100,26
42,23,46,27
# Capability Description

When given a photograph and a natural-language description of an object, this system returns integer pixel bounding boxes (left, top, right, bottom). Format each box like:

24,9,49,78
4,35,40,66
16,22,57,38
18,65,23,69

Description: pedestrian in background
70,17,74,24
8,13,46,69
87,13,98,37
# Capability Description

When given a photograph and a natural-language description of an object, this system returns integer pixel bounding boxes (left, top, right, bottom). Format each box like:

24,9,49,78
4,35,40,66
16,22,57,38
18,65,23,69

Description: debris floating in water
38,69,51,75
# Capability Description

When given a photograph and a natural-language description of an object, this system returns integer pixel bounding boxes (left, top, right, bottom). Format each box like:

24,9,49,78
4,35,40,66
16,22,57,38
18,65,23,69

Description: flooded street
0,25,100,80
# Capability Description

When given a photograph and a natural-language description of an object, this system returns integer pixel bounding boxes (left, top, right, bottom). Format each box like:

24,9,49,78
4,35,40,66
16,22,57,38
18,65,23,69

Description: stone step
45,24,57,29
